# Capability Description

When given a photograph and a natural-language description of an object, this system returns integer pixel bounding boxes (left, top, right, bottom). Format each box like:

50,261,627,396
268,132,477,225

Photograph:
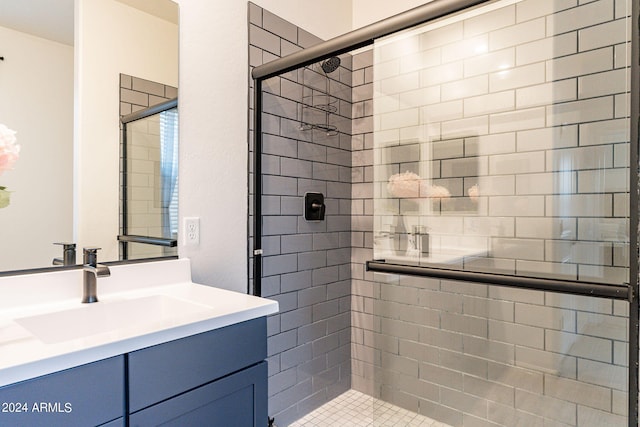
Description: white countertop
0,258,278,387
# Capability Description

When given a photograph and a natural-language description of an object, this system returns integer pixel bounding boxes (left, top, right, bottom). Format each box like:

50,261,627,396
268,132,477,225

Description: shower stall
250,0,637,425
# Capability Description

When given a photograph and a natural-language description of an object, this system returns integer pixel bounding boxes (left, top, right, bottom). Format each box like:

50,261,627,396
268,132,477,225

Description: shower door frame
250,0,640,425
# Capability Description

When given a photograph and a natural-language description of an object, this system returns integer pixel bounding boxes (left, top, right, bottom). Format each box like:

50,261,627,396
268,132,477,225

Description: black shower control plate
304,192,325,221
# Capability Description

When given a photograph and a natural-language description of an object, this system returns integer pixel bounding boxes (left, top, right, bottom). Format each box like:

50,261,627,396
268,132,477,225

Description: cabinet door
0,356,124,427
128,317,266,413
129,361,267,427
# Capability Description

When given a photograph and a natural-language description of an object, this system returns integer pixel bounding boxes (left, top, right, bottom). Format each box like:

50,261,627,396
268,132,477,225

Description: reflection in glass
372,0,630,285
121,101,178,260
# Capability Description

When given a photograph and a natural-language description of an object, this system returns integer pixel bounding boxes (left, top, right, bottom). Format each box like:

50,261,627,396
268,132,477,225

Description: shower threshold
290,389,451,427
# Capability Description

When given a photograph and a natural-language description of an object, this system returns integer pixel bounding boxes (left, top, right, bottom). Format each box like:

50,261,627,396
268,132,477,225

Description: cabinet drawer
130,361,267,427
128,317,267,413
0,356,124,427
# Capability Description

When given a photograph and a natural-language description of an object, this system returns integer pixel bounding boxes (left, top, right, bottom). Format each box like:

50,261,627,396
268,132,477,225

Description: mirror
0,0,179,272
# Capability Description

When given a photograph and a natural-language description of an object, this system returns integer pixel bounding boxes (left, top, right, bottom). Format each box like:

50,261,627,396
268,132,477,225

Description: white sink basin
0,258,279,388
14,295,209,344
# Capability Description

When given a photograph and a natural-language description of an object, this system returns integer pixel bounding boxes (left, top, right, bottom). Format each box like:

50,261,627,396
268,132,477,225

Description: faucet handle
53,242,77,266
54,242,76,248
83,247,102,266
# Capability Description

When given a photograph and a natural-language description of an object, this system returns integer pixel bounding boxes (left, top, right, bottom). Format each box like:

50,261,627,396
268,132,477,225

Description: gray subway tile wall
248,4,352,425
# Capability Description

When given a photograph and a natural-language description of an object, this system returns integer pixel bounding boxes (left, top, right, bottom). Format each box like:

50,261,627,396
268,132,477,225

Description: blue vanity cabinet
0,317,269,426
128,317,268,426
0,355,124,427
129,361,267,426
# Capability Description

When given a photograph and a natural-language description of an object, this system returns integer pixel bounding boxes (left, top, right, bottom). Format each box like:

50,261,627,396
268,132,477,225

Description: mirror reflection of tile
119,74,178,260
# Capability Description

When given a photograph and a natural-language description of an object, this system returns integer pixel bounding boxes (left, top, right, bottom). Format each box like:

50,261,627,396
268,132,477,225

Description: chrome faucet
411,225,430,255
52,242,76,266
82,247,110,303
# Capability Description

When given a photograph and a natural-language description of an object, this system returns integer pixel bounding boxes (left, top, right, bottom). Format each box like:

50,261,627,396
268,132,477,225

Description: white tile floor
289,389,452,427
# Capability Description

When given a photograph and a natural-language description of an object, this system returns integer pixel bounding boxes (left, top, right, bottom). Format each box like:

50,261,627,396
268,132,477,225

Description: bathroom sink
14,295,210,344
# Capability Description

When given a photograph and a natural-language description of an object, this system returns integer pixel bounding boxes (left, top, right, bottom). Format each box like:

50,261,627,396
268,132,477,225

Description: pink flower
0,124,19,175
388,172,452,200
387,171,421,198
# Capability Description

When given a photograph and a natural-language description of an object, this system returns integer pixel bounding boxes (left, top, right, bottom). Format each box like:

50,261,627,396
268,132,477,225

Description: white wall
75,0,178,261
252,0,353,40
0,26,73,271
178,1,248,291
352,0,433,29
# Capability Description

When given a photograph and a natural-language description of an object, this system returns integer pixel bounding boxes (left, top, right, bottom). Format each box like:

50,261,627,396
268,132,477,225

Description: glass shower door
365,0,632,425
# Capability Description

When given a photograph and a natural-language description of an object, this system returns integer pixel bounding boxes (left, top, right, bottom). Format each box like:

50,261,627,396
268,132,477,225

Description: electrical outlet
184,217,200,246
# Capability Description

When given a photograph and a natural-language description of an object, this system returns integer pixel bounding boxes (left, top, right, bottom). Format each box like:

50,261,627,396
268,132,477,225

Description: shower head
320,56,341,73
